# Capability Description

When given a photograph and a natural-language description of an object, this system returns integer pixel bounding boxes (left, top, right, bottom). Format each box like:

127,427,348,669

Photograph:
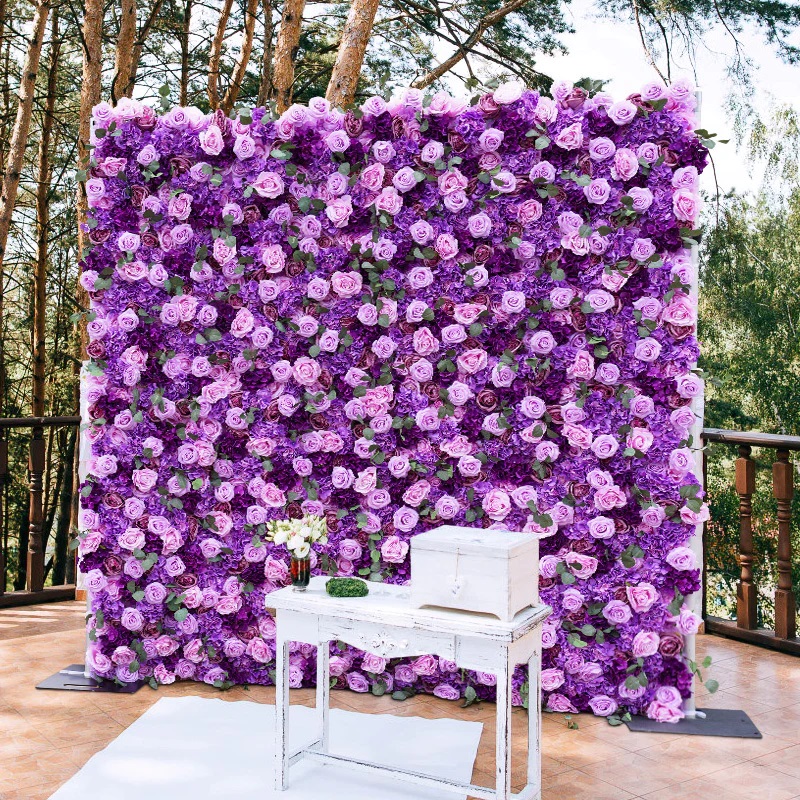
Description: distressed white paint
79,362,92,678
269,577,550,800
683,89,705,718
410,526,539,622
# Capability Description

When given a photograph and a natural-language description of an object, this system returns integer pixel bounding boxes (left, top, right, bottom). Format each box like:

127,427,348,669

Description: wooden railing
0,415,80,608
1,418,798,659
702,428,800,655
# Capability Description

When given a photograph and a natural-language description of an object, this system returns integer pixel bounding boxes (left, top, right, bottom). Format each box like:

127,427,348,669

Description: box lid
411,525,536,558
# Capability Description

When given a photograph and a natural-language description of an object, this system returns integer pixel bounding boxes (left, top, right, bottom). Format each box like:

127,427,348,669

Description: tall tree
207,0,235,109
179,0,193,105
257,0,275,107
33,6,61,420
326,0,380,108
128,0,167,92
272,0,306,112
221,0,260,113
76,0,103,268
0,0,50,284
112,0,138,101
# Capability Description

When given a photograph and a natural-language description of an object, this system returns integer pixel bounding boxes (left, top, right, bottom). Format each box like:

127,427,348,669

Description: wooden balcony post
26,424,46,593
735,444,758,629
773,449,796,640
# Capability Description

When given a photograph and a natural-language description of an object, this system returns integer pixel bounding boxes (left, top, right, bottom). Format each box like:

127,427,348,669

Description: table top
266,577,551,642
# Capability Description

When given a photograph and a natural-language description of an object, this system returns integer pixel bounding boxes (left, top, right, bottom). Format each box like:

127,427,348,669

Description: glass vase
290,555,311,591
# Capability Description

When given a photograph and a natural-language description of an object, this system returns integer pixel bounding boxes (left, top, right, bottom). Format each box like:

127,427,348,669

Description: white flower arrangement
268,514,327,559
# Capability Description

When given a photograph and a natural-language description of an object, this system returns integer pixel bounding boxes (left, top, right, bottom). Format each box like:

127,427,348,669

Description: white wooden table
267,577,551,800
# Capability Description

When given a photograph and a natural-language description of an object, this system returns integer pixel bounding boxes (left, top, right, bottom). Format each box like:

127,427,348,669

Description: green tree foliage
700,104,800,623
700,106,800,434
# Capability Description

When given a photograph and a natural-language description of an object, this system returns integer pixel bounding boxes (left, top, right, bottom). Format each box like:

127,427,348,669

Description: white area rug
49,696,483,800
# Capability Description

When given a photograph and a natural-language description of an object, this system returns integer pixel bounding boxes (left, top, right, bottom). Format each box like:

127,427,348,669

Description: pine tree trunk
325,0,379,109
33,9,59,423
222,0,260,113
112,0,137,101
76,0,103,348
128,0,165,93
256,0,274,108
0,0,49,277
272,0,306,113
207,0,234,109
179,0,193,105
0,11,10,423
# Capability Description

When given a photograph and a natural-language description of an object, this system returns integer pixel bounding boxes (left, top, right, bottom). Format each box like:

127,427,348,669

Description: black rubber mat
36,663,143,693
625,707,761,738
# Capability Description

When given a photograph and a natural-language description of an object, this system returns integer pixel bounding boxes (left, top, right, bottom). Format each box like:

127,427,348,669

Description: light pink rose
541,668,565,691
608,100,637,125
493,81,524,104
555,122,583,150
632,631,661,657
374,187,403,215
252,171,284,198
393,506,419,532
381,535,409,564
666,546,697,571
676,372,703,398
482,489,511,521
602,599,632,624
676,607,701,635
403,480,431,507
588,695,618,717
587,516,615,539
673,189,699,222
613,147,639,180
627,582,659,613
330,270,362,298
457,348,487,375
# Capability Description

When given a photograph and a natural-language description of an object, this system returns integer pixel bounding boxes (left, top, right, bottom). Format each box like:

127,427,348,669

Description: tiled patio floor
1,601,799,800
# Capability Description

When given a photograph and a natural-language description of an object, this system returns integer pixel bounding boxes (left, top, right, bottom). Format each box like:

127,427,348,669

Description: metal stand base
625,708,761,738
36,663,143,693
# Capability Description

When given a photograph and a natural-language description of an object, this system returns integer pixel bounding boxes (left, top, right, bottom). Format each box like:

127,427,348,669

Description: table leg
527,635,542,798
275,637,290,790
495,649,512,800
317,639,330,753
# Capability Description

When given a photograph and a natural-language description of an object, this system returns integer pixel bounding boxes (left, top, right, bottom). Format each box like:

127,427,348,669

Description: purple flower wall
79,79,707,721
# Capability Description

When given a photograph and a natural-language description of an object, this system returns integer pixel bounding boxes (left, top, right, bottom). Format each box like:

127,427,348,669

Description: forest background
0,0,798,625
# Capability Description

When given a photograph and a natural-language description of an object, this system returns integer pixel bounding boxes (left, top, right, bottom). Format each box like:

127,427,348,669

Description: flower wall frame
79,78,707,721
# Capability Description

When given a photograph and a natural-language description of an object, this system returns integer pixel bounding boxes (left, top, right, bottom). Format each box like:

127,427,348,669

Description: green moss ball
325,578,369,597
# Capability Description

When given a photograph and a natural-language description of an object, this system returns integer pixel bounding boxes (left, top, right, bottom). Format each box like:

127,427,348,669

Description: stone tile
635,735,751,780
0,709,53,762
585,718,680,751
545,768,637,799
750,704,800,743
42,711,126,747
543,728,631,768
717,761,800,799
2,606,800,800
668,762,800,800
754,743,800,778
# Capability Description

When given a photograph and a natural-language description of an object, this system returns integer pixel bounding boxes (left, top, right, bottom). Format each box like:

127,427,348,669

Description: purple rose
602,599,632,625
346,672,370,693
433,684,461,701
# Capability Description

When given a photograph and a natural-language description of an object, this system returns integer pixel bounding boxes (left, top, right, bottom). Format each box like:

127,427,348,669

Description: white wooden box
410,526,538,622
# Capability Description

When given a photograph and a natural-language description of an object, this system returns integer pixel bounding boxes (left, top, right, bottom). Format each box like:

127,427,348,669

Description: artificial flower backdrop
79,78,707,721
